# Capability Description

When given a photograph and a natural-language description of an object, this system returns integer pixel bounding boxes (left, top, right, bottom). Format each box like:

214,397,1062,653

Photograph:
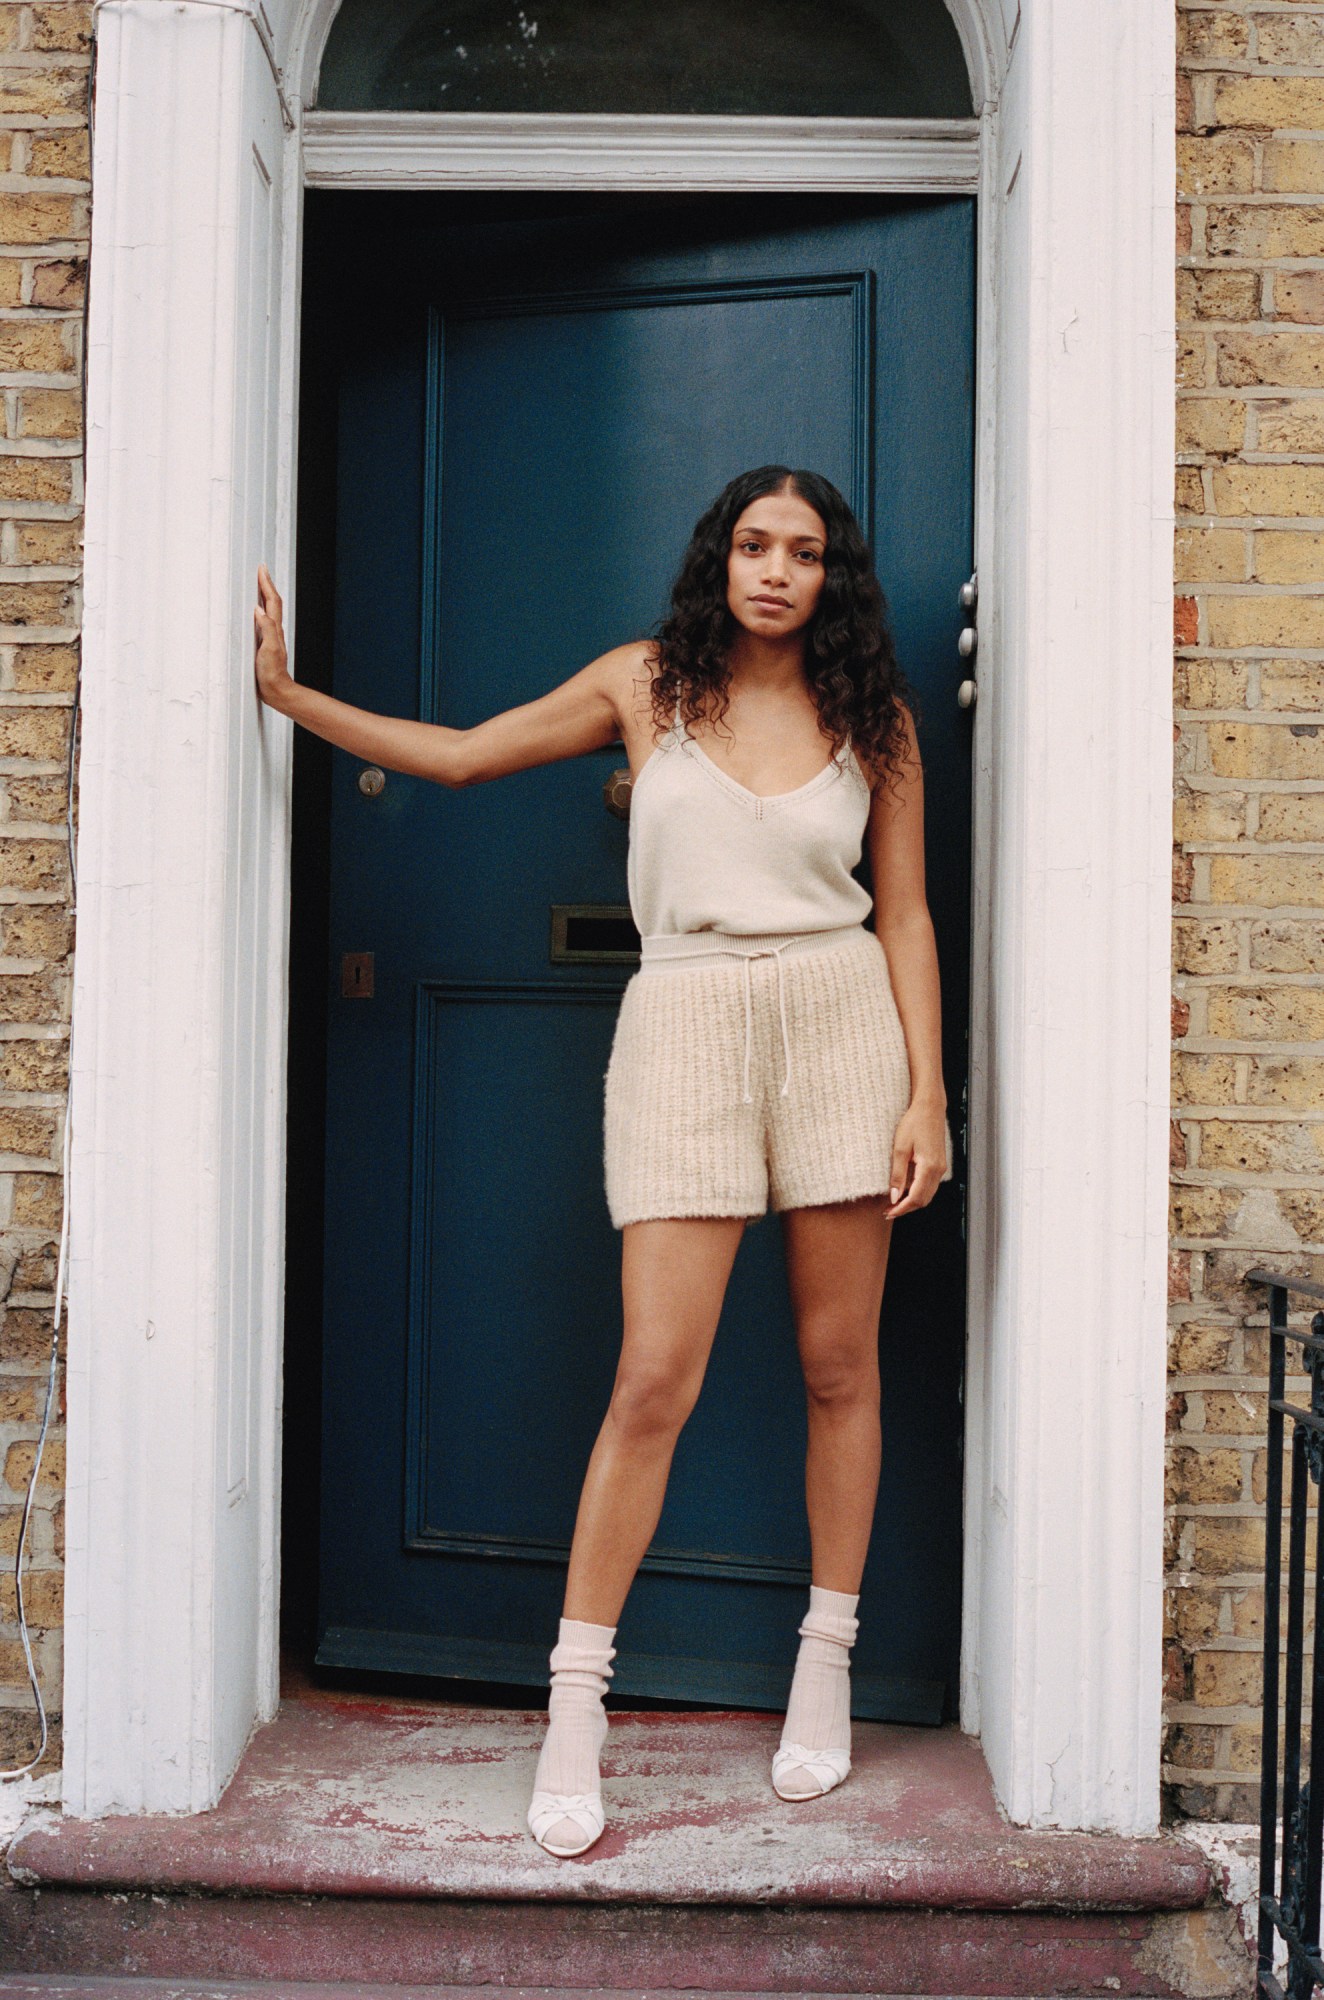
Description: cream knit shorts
602,923,954,1229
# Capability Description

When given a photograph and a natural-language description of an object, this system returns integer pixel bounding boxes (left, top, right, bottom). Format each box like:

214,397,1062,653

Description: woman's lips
751,595,791,608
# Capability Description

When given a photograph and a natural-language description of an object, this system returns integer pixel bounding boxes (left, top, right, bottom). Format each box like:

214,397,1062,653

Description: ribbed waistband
637,921,868,971
635,923,871,1103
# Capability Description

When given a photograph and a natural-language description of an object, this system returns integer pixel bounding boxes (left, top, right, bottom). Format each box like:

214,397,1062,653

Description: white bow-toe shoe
771,1741,852,1801
527,1789,606,1858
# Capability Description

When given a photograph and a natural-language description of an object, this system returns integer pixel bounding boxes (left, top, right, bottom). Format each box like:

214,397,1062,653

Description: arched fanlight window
316,0,973,118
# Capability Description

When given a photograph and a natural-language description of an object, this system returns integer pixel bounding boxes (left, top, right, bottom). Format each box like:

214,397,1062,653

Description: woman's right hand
254,563,293,710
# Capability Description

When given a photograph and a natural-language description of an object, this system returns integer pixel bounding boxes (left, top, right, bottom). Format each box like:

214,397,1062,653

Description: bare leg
562,1213,747,1625
782,1195,895,1593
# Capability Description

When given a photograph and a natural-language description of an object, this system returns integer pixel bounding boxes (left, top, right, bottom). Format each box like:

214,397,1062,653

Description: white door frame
62,0,1175,1835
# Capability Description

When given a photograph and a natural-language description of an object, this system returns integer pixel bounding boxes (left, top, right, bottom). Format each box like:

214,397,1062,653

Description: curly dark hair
647,465,921,793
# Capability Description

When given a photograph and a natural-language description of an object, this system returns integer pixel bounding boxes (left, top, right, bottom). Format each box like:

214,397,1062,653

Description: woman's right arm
253,563,640,786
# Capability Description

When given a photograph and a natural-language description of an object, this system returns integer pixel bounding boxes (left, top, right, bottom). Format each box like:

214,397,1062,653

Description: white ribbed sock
773,1584,859,1800
528,1616,617,1855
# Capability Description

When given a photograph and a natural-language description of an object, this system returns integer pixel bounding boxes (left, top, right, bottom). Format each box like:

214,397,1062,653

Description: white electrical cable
0,22,92,1786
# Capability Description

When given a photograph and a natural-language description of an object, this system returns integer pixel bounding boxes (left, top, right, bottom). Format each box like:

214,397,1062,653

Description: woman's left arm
864,703,948,1216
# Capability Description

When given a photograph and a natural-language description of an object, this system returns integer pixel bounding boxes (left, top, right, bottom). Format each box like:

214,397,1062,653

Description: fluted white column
962,0,1176,1831
63,0,292,1815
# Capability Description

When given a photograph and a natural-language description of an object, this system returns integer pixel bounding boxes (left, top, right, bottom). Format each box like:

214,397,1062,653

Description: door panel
314,194,974,1721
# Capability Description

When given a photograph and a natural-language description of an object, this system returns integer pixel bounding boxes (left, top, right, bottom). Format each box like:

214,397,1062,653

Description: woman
253,464,952,1862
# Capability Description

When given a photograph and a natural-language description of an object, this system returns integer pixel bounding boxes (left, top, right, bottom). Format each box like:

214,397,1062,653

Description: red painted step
1,1692,1248,1997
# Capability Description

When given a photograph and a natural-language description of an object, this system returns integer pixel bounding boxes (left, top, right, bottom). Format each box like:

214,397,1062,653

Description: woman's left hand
885,1101,948,1217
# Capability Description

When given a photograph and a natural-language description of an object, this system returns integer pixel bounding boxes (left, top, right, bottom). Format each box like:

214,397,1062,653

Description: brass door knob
603,768,633,820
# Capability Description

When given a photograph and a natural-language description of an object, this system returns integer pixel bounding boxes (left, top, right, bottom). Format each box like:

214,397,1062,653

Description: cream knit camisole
627,705,874,944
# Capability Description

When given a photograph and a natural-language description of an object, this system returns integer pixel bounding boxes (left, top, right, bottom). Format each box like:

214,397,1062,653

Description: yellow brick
1176,401,1247,458
0,1565,62,1627
1207,596,1324,649
3,1437,63,1495
1172,1184,1245,1237
1261,660,1324,710
1178,134,1257,197
1170,1318,1236,1371
1210,206,1324,261
0,709,68,758
1176,526,1246,581
1207,983,1324,1039
1172,1052,1240,1105
1283,1190,1324,1240
1193,1515,1266,1576
5,774,66,825
1210,853,1324,908
1218,332,1324,390
12,1173,60,1228
1202,1390,1268,1437
0,843,68,893
1229,1589,1264,1642
0,1102,56,1155
0,1380,36,1423
27,130,89,181
1174,784,1247,841
1247,1054,1324,1104
0,70,87,121
16,389,79,439
10,518,80,567
1200,1119,1324,1173
1227,1724,1266,1772
1212,464,1324,515
1250,918,1324,971
0,581,73,628
1174,917,1243,972
30,4,93,52
1253,532,1324,585
1175,658,1250,708
1280,274,1324,328
1168,1446,1245,1505
2,905,71,958
0,458,71,504
0,322,72,375
1176,465,1208,515
0,262,22,310
0,194,81,249
1259,402,1324,454
1194,1651,1262,1710
30,260,83,311
1178,267,1261,325
1264,141,1324,197
1215,75,1324,130
1258,792,1324,840
1180,10,1250,60
0,1040,67,1091
1179,332,1208,390
1255,14,1324,68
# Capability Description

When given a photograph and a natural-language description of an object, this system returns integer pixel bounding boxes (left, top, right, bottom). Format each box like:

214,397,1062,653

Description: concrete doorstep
1,1691,1252,1997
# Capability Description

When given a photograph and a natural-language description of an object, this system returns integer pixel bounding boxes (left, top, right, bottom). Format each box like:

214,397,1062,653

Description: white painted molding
65,0,1174,1837
301,111,981,192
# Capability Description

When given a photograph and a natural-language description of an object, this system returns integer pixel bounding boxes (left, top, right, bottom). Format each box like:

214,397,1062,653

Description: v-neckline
677,721,848,812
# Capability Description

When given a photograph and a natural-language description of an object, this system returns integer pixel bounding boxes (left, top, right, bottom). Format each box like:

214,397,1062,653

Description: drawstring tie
723,943,795,1105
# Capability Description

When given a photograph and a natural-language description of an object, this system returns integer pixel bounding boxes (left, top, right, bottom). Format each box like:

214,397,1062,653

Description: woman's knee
799,1318,880,1412
607,1354,700,1443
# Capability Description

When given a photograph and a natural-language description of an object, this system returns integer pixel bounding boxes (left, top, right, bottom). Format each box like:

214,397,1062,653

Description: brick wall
1169,1,1324,1819
0,1,87,1778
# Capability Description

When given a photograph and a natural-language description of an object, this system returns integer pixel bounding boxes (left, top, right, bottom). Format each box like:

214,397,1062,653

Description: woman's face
725,490,828,641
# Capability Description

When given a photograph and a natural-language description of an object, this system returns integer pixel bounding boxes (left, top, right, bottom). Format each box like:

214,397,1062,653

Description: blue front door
313,193,974,1721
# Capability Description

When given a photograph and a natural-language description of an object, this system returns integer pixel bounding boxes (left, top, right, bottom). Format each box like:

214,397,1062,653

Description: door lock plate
341,952,374,998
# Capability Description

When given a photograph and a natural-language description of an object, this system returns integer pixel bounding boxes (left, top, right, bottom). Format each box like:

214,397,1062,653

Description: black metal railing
1250,1267,1324,2000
